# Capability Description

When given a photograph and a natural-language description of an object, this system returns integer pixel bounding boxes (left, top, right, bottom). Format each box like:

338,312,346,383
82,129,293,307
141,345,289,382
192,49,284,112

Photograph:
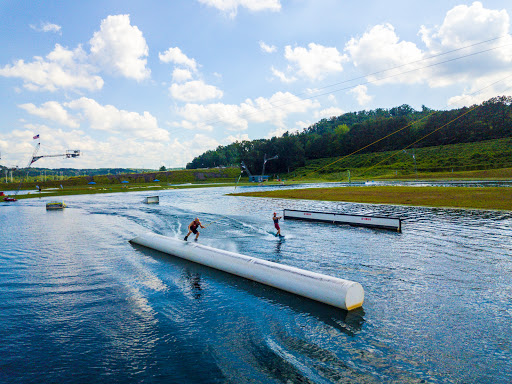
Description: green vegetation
0,167,158,184
186,96,512,180
6,181,246,201
232,186,512,211
3,98,512,204
0,167,241,191
290,138,512,180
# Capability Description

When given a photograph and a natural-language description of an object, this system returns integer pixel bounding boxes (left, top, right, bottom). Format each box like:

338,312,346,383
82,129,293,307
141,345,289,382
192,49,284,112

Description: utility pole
403,149,418,180
262,154,278,182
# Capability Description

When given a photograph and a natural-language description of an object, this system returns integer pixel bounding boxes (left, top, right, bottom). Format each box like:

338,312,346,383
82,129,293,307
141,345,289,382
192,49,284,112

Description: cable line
189,37,512,131
129,36,512,139
27,36,510,160
357,80,512,178
289,73,512,181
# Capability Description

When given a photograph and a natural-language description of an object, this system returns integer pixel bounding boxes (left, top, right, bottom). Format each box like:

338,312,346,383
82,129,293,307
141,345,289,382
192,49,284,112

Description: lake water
1,185,511,383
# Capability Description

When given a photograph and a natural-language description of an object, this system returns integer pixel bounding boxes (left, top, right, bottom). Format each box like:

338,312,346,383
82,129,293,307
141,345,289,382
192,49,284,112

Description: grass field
289,138,512,181
231,186,512,211
285,167,512,183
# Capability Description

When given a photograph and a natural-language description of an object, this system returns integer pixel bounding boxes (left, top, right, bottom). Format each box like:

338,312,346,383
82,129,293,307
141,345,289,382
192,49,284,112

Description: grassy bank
288,137,512,181
3,181,247,201
0,166,241,191
231,186,512,211
283,167,512,183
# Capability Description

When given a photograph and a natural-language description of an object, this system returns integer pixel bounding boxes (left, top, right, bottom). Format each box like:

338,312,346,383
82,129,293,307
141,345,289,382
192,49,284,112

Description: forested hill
186,96,512,174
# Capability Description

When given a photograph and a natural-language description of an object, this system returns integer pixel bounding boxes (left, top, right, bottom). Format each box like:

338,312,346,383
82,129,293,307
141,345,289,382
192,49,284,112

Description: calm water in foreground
1,184,511,383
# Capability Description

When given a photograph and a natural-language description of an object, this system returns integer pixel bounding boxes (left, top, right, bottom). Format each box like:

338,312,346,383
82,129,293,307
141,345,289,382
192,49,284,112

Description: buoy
129,233,364,310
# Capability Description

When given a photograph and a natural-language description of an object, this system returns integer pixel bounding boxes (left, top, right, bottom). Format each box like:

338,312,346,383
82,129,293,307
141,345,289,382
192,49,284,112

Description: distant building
249,175,270,182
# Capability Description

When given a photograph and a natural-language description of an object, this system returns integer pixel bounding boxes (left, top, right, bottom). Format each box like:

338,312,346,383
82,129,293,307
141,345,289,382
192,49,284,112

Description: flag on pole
33,134,39,140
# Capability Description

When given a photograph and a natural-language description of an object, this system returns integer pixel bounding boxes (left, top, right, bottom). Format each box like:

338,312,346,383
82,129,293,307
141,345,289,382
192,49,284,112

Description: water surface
1,185,511,383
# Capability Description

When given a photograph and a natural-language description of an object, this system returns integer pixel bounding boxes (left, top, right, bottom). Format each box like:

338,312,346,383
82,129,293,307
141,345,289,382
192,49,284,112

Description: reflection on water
182,269,203,300
0,183,511,383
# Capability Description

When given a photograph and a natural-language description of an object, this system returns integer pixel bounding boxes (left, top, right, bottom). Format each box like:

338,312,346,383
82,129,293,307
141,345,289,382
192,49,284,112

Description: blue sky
1,0,511,169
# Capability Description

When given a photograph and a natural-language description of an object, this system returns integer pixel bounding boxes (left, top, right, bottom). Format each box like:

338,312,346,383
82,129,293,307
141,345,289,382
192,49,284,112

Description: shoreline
3,181,512,211
1,182,239,201
230,185,512,211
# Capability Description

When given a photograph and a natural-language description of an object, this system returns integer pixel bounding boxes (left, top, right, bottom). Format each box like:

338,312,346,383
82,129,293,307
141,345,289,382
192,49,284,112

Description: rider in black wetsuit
184,218,205,241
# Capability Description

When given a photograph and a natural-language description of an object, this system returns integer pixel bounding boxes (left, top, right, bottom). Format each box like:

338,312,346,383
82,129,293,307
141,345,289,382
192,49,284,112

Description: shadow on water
129,243,365,336
182,269,203,300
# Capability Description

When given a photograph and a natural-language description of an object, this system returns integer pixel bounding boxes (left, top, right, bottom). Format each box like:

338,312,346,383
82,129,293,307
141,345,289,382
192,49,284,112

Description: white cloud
175,91,319,132
161,47,220,103
421,2,511,51
176,103,247,131
172,68,193,83
419,1,512,89
225,133,249,143
42,22,61,33
271,66,297,83
167,134,220,166
1,14,151,91
314,107,345,119
171,118,214,132
294,120,312,130
345,23,424,84
348,85,373,106
0,125,86,168
284,43,347,81
266,127,293,138
89,14,150,81
198,0,281,18
0,125,217,169
170,80,223,102
447,74,512,108
159,47,198,71
18,101,80,128
260,41,277,53
344,1,512,104
30,22,62,33
66,97,169,141
0,44,103,92
240,92,319,129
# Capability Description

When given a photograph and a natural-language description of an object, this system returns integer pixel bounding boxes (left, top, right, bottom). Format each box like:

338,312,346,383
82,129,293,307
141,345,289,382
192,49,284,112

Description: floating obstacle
130,233,364,311
46,201,67,210
284,209,402,232
144,196,159,204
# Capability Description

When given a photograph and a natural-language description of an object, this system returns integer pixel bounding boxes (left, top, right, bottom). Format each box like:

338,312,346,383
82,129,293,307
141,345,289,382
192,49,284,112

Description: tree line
186,96,512,176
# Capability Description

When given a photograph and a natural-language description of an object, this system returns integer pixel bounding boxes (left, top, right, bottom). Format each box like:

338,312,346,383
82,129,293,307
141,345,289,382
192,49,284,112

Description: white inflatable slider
130,233,364,311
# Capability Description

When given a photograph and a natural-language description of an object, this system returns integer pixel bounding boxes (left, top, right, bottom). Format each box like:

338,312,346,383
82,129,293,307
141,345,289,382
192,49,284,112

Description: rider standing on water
273,212,282,236
184,218,205,241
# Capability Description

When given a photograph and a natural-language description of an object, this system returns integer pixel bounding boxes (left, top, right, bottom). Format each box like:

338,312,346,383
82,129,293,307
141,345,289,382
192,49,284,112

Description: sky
0,0,511,169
